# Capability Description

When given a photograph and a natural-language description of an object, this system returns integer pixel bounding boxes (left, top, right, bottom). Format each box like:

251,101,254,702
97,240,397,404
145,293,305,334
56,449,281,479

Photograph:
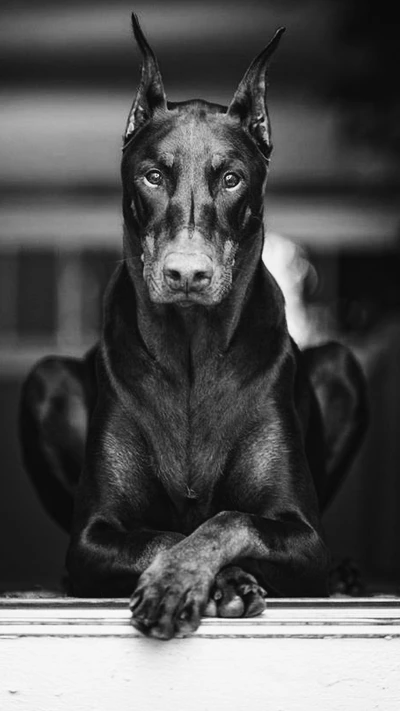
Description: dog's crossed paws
129,555,267,640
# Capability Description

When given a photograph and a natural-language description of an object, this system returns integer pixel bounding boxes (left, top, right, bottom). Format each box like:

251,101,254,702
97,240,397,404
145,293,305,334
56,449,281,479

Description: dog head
121,15,284,307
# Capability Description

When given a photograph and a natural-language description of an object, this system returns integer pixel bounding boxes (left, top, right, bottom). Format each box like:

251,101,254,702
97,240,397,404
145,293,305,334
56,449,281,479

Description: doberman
19,15,367,639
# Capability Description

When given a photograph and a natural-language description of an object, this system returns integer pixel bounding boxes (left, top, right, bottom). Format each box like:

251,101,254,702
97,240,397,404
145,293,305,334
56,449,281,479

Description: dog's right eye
144,170,163,187
223,172,241,190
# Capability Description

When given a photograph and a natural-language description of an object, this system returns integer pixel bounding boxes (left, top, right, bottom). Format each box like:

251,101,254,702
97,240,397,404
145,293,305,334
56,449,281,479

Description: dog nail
204,600,217,617
240,584,254,595
129,594,141,610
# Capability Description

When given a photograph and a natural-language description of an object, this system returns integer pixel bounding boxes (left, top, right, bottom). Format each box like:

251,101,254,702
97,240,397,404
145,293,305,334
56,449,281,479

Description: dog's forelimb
166,511,330,596
67,509,328,598
67,525,186,596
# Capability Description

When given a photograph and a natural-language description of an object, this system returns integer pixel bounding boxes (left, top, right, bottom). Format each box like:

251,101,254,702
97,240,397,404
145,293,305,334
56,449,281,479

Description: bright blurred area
0,0,400,592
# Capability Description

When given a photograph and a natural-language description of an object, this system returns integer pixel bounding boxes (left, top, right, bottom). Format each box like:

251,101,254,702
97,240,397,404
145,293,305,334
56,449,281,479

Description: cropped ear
123,14,167,147
227,28,285,161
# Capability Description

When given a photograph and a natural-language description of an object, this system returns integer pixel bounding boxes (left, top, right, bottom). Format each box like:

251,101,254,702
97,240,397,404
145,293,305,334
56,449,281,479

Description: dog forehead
153,111,240,162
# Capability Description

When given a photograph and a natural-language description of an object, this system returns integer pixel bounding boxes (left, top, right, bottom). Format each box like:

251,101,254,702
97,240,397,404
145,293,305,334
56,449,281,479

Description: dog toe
218,594,245,618
203,599,218,617
242,590,267,617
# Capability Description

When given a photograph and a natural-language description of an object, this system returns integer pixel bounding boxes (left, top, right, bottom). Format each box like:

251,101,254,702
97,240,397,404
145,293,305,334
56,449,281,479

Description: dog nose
163,254,213,293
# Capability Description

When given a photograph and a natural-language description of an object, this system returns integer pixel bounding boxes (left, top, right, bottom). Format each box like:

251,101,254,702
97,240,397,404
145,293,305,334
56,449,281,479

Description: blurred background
0,0,399,593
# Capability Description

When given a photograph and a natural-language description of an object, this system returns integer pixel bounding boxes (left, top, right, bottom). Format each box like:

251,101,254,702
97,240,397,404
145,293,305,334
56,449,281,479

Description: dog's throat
185,485,198,500
187,343,195,385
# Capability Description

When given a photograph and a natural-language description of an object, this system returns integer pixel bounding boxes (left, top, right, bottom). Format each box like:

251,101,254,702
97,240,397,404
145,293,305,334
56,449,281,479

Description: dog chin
173,293,227,308
148,290,224,308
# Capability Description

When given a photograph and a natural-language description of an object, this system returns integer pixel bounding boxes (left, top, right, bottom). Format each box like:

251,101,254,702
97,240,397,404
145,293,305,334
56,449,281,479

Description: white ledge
1,597,400,638
2,598,400,710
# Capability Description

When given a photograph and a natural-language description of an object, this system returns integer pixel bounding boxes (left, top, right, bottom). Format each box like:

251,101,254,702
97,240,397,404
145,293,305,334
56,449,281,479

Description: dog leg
19,349,97,531
302,342,368,511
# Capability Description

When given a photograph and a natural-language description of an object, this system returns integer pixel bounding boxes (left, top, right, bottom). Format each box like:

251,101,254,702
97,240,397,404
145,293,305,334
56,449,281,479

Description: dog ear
123,14,167,146
227,28,285,161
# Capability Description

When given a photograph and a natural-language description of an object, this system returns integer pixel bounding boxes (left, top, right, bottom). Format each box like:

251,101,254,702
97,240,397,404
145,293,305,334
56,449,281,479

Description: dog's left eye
223,172,241,190
144,170,163,187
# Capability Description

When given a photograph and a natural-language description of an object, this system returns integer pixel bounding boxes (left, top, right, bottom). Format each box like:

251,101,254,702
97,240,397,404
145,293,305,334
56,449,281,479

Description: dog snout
163,253,214,293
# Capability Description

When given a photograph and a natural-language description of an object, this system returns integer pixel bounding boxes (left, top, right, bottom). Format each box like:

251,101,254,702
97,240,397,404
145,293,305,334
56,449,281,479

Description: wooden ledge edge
1,597,400,639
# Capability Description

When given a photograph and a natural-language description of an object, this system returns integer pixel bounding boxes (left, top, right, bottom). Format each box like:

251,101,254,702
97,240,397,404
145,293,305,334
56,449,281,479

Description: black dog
19,16,367,639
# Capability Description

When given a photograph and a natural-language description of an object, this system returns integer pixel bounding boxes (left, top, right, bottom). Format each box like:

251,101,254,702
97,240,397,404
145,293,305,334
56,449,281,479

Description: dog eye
223,172,241,190
144,170,163,187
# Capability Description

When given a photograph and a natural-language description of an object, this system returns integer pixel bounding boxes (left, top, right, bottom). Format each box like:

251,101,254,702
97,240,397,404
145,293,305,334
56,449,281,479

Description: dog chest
134,360,276,513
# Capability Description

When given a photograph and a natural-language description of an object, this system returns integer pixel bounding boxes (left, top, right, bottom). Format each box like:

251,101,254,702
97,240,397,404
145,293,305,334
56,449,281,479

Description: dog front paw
204,565,267,618
129,552,213,640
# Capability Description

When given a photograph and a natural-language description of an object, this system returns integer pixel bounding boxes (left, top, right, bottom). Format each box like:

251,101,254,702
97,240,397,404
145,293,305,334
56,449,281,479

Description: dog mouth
172,293,213,308
176,299,198,309
145,275,229,307
153,289,218,307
